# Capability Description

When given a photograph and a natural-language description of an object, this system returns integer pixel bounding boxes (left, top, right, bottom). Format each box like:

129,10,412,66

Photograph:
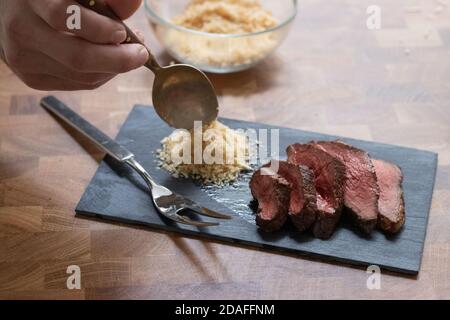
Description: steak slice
313,141,380,234
250,167,290,232
263,160,317,232
373,159,405,234
287,144,345,239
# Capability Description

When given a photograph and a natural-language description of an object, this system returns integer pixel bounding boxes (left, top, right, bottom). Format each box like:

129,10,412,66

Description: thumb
105,0,143,20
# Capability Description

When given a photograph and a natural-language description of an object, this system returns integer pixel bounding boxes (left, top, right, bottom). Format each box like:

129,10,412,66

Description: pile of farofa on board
156,120,252,185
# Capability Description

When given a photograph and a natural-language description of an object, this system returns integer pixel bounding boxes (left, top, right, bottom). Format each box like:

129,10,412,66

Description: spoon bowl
152,64,219,130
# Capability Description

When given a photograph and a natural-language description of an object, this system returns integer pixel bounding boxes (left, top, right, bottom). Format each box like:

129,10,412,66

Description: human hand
0,0,148,90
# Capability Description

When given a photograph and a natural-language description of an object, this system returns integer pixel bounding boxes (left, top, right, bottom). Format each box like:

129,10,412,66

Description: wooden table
1,0,449,299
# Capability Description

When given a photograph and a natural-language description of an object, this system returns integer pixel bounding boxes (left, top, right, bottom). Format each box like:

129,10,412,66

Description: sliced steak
287,144,345,239
250,167,290,232
263,160,317,232
313,141,380,234
373,159,405,234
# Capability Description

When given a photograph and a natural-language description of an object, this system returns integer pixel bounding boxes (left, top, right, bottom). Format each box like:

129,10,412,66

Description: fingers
28,1,149,73
28,13,149,73
106,0,143,20
29,0,127,44
44,33,149,73
8,49,116,85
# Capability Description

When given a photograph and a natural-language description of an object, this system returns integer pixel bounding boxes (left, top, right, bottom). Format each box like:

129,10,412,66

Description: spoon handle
76,0,161,72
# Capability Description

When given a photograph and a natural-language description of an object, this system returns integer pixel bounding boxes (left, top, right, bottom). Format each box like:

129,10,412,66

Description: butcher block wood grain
0,0,449,299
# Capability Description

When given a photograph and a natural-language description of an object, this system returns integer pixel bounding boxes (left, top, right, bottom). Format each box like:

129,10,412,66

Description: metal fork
41,96,232,227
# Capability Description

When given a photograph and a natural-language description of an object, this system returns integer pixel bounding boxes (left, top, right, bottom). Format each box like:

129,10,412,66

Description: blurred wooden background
0,0,449,299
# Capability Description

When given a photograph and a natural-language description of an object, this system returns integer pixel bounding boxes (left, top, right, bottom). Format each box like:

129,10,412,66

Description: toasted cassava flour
166,0,279,68
172,0,277,34
156,120,251,185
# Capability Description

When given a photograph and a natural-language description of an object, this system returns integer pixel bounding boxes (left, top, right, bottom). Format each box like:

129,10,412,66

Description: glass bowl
144,0,298,73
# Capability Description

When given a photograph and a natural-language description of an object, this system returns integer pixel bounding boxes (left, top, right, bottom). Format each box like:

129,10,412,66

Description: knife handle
41,96,134,162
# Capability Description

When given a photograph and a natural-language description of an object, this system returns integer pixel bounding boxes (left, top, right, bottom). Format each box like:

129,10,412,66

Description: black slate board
76,105,438,275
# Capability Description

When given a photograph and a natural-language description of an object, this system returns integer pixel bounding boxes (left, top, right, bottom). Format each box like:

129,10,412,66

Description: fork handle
42,96,158,188
41,96,135,162
125,157,157,190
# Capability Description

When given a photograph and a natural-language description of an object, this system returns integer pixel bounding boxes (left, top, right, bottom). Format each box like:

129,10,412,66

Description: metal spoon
77,0,219,130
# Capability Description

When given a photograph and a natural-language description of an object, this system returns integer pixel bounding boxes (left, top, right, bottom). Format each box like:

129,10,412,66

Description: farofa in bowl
171,0,278,34
145,0,297,72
